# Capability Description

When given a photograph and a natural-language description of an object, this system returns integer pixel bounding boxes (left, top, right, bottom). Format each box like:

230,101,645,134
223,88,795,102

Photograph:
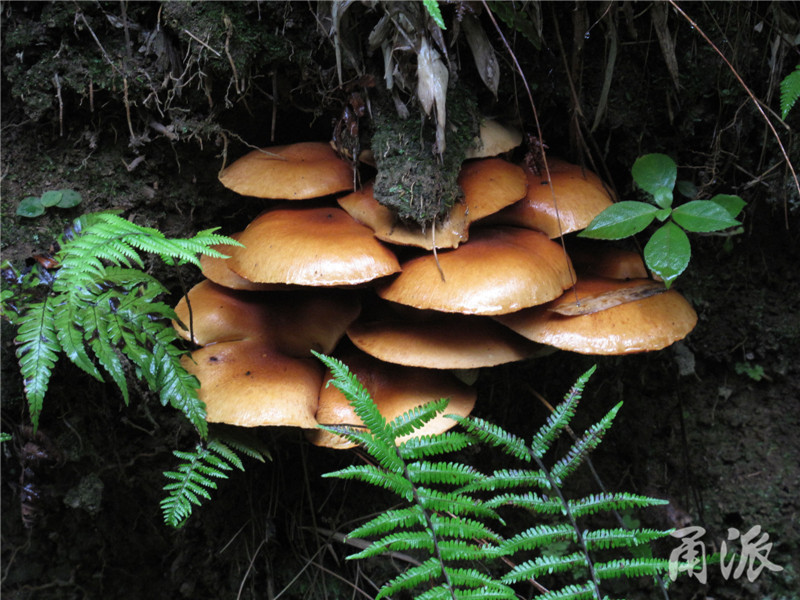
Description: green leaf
672,200,740,232
17,196,45,217
780,63,800,120
56,189,83,208
643,223,691,287
676,179,698,199
578,201,658,240
631,154,677,207
709,194,745,218
40,190,63,207
423,0,446,30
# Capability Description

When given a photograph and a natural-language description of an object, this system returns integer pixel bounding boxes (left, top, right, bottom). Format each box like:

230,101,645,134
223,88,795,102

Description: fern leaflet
780,63,800,120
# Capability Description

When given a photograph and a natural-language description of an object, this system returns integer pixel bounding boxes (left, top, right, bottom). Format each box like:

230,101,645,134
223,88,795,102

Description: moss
371,86,479,226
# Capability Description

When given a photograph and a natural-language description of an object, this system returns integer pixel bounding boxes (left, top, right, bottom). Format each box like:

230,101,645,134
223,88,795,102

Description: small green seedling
580,153,744,287
17,189,83,218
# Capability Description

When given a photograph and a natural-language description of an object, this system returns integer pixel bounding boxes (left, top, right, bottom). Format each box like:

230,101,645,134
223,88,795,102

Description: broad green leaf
709,194,745,218
40,190,63,207
56,189,83,208
423,0,446,29
578,201,658,240
672,200,740,232
676,179,698,199
632,154,677,208
17,196,45,218
644,223,690,287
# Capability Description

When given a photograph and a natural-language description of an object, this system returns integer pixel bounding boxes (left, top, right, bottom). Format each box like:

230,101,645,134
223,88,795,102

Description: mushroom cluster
175,136,697,448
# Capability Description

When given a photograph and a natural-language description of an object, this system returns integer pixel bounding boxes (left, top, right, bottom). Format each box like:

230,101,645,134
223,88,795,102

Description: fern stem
396,444,458,600
532,452,603,599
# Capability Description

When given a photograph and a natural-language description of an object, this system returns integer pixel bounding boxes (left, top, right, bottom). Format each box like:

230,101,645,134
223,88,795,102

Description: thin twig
666,0,799,227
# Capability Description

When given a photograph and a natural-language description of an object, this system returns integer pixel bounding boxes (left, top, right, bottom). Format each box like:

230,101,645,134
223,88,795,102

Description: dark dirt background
2,2,799,599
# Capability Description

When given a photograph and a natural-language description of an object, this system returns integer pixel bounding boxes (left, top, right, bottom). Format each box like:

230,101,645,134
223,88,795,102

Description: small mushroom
494,277,697,355
218,142,354,200
464,119,523,159
337,158,527,250
377,226,575,315
488,159,614,238
308,351,477,449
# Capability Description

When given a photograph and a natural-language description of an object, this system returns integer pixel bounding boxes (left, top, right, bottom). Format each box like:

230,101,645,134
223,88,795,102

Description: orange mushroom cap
488,159,614,238
228,205,401,286
494,277,698,354
308,351,476,449
218,142,354,199
377,226,575,315
347,300,544,369
200,232,281,291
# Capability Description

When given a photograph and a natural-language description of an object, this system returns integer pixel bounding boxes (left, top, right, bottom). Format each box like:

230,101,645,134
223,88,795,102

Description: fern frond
438,539,499,562
389,397,451,438
594,557,673,579
532,582,596,600
349,530,434,560
160,439,246,528
780,63,800,120
459,468,549,493
347,507,426,540
399,431,475,459
452,415,530,461
550,401,621,485
501,551,586,583
314,352,396,449
584,527,672,551
406,461,483,487
323,464,414,500
498,523,577,555
429,514,502,544
15,298,60,430
53,295,103,381
416,486,498,519
483,491,563,513
376,557,441,599
568,492,669,518
319,425,401,472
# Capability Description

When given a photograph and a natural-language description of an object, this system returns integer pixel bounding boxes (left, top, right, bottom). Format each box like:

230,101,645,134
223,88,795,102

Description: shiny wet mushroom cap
218,142,354,200
228,205,401,286
494,277,697,354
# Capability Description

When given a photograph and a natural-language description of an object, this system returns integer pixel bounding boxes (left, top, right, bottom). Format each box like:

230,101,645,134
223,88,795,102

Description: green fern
1,211,237,436
317,353,676,599
780,63,800,120
160,437,267,527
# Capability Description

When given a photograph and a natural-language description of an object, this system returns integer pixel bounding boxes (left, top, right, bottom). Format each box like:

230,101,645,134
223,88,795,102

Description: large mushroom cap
308,351,477,449
173,282,361,428
185,340,322,428
495,277,698,354
489,159,614,238
228,205,401,286
218,142,354,199
347,300,544,369
377,226,575,315
200,233,279,291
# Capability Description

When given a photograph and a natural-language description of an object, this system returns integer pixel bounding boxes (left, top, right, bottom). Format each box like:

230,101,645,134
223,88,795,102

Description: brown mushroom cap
228,205,401,286
494,277,698,354
173,281,361,428
347,300,544,369
308,351,476,449
173,280,361,355
218,142,354,199
200,233,280,291
488,159,614,238
465,119,523,159
184,340,322,427
377,226,575,315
